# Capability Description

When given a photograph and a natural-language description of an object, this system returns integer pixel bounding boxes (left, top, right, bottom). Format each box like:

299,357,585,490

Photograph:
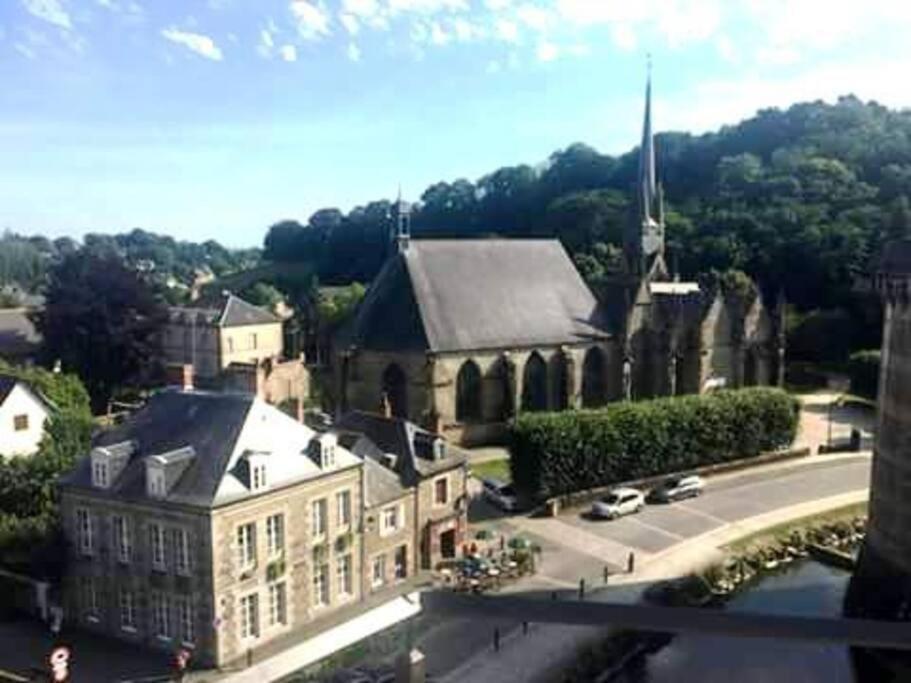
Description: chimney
380,392,392,419
166,363,194,392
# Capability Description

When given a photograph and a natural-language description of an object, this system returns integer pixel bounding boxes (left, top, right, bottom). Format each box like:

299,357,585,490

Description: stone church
334,76,784,446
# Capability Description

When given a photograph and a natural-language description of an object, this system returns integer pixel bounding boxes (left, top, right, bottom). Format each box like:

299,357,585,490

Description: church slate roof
348,239,609,353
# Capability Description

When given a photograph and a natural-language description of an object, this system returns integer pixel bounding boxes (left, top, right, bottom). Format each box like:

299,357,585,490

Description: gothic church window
455,360,482,422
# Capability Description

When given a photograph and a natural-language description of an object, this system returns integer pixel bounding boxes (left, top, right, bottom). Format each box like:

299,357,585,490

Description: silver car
651,474,705,503
591,487,645,519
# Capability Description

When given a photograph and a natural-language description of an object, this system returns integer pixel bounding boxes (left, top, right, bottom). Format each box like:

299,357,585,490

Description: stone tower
846,239,911,621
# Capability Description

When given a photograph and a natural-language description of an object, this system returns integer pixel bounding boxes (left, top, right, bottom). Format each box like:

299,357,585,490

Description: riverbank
554,503,869,683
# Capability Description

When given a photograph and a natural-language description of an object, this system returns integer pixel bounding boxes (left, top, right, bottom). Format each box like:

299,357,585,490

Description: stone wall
210,464,363,666
59,491,217,665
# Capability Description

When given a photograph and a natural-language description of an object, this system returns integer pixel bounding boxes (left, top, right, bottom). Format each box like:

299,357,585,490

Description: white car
651,475,705,503
482,478,519,512
590,487,645,520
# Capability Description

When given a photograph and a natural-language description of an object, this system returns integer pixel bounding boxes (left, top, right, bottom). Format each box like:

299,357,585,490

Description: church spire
639,56,657,226
636,56,664,262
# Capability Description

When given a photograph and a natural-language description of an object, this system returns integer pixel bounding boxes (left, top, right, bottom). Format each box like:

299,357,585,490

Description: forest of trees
264,95,911,357
0,228,260,305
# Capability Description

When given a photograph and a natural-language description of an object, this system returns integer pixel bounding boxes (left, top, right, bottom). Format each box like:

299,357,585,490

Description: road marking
675,502,728,525
626,515,685,540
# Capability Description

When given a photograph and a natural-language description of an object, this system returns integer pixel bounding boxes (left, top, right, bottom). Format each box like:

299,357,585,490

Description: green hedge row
848,350,880,401
509,387,800,501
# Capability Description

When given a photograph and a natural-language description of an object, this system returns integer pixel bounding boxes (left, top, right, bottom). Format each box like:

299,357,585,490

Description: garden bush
848,350,880,401
509,387,800,501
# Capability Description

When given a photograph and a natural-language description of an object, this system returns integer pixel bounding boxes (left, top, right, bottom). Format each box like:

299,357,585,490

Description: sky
2,1,911,247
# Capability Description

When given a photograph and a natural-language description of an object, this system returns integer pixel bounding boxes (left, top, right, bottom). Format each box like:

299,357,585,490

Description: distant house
162,293,285,384
0,308,41,365
0,374,51,458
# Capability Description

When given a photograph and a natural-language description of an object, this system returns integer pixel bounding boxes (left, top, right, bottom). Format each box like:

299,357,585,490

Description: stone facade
362,489,416,596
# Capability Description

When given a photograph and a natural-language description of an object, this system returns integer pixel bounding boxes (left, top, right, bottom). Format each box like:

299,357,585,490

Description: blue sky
2,1,910,247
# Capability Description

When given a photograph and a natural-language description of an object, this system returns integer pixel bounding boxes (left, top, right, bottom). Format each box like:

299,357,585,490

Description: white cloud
15,42,37,59
387,0,468,14
340,13,359,34
21,0,72,30
485,0,511,9
290,0,331,40
495,18,519,43
257,27,274,57
430,21,449,45
343,0,379,17
161,27,223,60
347,41,361,61
715,34,738,64
515,3,552,32
280,44,297,61
755,45,800,66
610,23,636,51
536,40,558,62
452,17,478,41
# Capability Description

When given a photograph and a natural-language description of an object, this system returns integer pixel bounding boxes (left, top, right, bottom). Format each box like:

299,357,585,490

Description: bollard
493,627,500,652
579,578,585,600
522,621,529,635
627,551,636,574
603,565,610,585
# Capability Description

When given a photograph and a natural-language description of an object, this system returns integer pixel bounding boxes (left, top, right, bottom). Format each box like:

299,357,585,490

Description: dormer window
148,466,166,498
91,441,135,490
312,434,338,470
433,439,446,461
246,453,270,492
92,460,109,488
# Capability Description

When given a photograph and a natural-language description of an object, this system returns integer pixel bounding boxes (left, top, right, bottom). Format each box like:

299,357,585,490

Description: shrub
509,387,800,501
848,350,880,400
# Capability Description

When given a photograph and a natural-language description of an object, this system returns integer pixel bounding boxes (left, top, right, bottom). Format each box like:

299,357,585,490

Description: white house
0,374,51,458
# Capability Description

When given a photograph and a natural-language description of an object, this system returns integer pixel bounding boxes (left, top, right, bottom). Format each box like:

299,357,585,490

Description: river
615,561,860,683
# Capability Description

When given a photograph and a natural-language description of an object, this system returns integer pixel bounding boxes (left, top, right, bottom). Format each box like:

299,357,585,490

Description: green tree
32,251,168,411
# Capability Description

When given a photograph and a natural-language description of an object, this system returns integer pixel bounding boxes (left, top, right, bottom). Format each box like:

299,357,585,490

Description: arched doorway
455,360,482,422
382,363,408,418
552,353,569,411
581,347,607,407
521,353,548,412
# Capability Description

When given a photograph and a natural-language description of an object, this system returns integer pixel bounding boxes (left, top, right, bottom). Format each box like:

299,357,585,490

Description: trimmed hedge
848,350,880,401
509,387,800,501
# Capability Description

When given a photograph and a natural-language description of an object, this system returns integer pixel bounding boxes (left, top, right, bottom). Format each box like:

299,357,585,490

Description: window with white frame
313,562,329,607
266,513,284,556
76,508,93,556
380,505,401,536
151,592,170,639
371,555,386,588
337,553,353,598
434,476,449,506
311,498,327,539
119,588,136,630
240,593,259,639
336,490,351,529
268,582,287,626
81,577,99,619
174,528,190,575
251,463,268,491
92,460,109,488
147,467,166,498
237,522,256,571
176,594,194,644
113,515,130,564
149,523,166,571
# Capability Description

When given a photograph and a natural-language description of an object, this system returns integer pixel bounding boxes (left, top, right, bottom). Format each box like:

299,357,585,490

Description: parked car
590,487,645,520
482,478,519,511
650,474,705,503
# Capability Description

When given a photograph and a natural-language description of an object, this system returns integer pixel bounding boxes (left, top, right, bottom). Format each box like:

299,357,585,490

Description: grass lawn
469,458,511,483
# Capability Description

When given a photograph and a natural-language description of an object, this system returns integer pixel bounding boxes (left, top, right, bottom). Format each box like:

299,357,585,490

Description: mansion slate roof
169,293,281,328
61,390,359,508
346,239,610,353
